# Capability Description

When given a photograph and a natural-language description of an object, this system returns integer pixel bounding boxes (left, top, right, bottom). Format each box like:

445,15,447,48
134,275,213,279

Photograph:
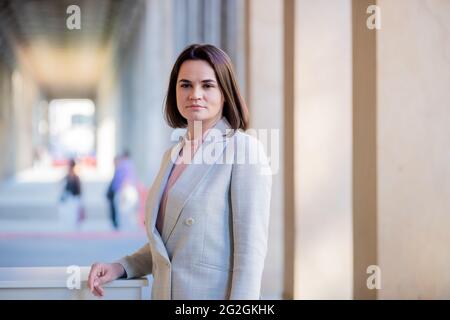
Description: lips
187,105,206,109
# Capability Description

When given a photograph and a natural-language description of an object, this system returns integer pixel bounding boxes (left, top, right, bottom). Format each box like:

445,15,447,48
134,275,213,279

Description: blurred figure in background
59,158,84,231
106,156,120,229
106,151,139,231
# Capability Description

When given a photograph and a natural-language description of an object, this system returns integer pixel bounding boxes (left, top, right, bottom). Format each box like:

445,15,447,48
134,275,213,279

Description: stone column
377,0,450,299
137,0,175,183
294,0,353,299
246,0,285,299
203,0,222,47
114,0,175,183
0,60,14,180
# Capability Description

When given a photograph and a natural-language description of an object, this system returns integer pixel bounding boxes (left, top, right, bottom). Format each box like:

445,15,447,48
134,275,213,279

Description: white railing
0,267,149,300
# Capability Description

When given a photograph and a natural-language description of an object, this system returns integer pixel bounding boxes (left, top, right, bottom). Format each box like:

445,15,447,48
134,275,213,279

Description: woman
59,158,84,230
88,44,272,299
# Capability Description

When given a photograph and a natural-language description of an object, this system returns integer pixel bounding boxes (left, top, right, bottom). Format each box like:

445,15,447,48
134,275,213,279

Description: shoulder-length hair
164,44,249,130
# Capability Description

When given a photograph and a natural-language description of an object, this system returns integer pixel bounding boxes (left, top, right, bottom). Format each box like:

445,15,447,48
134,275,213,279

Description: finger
97,285,105,297
88,264,99,288
93,287,101,297
93,280,105,297
89,265,103,292
91,277,102,296
94,275,106,287
93,284,103,297
91,285,99,296
88,269,97,291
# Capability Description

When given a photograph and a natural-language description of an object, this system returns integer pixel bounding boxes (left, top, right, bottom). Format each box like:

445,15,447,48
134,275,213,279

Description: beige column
294,0,353,299
97,0,175,181
136,0,174,182
95,48,118,175
11,69,39,173
377,0,450,299
0,60,14,180
246,0,285,299
0,53,40,179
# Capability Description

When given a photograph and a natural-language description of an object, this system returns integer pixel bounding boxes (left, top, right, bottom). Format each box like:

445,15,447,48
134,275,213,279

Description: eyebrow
178,79,217,84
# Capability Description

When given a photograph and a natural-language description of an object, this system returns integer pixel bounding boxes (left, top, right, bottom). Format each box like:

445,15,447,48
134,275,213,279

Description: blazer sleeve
229,135,272,299
115,244,153,279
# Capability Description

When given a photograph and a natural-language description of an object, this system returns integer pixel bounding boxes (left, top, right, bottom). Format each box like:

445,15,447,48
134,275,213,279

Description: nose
189,86,202,101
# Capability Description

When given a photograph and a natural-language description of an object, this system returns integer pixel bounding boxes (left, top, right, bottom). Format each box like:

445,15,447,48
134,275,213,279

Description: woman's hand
87,262,125,297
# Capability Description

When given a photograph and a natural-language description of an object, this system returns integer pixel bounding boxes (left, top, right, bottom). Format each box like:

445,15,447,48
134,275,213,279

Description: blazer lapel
146,139,184,237
162,118,233,244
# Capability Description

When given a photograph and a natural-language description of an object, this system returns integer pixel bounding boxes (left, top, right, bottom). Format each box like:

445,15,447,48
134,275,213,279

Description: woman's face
176,60,224,126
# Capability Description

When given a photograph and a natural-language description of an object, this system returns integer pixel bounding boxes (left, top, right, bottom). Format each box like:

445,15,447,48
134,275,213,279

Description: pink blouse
155,131,206,235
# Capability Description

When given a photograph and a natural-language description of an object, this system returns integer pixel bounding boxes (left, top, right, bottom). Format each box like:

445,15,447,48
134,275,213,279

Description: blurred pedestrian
106,156,120,230
107,151,138,230
59,158,84,231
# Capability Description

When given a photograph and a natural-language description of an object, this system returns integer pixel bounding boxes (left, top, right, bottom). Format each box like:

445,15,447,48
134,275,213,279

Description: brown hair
164,44,249,130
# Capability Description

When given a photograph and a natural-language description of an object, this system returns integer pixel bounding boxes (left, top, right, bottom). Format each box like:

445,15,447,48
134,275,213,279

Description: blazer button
185,217,194,226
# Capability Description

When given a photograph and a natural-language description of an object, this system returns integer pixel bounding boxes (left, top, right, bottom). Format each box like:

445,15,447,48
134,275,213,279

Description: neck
187,116,222,140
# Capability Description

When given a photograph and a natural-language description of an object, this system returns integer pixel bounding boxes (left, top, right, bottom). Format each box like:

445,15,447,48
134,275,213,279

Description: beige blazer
117,117,272,299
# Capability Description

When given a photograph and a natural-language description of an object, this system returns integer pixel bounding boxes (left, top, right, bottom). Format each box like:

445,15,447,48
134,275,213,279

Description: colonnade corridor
0,0,149,282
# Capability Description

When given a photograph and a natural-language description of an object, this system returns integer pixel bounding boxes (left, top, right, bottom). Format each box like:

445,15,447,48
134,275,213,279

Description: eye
203,84,214,89
180,83,191,88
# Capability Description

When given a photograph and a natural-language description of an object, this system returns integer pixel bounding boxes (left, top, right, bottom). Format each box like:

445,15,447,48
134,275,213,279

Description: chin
185,113,208,122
